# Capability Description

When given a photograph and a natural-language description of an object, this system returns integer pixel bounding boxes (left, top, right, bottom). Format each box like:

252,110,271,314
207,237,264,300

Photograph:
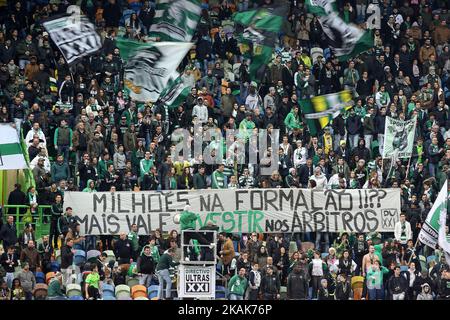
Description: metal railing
2,205,52,239
180,229,218,265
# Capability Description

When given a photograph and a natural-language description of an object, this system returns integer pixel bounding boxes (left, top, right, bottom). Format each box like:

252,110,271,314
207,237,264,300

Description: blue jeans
368,286,384,300
229,293,244,300
429,162,438,177
157,269,172,299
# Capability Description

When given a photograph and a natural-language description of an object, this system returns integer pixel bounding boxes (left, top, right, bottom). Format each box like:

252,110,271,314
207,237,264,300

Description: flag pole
407,237,420,265
405,154,413,181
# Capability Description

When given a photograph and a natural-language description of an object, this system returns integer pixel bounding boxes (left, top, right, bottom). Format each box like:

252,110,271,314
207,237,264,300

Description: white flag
43,14,101,64
419,180,448,249
0,124,28,170
383,116,417,159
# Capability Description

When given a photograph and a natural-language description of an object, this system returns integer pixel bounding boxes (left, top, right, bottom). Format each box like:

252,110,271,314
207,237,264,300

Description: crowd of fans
0,0,450,300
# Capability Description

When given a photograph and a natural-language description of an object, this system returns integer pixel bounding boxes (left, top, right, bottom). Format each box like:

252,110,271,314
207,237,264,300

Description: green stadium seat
115,284,131,299
66,283,82,298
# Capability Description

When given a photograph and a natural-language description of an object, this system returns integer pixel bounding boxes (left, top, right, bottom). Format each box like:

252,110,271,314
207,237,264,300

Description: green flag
306,0,373,61
149,0,201,42
299,90,354,136
233,4,286,82
157,75,192,109
116,38,192,102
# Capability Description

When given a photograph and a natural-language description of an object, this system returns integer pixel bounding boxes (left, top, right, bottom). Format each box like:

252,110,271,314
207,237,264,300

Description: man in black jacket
287,266,309,300
114,232,133,265
260,266,280,300
60,238,75,288
298,158,314,188
335,273,352,300
7,184,26,215
58,207,76,241
50,194,63,249
0,245,19,288
0,215,18,250
136,246,155,287
388,266,408,300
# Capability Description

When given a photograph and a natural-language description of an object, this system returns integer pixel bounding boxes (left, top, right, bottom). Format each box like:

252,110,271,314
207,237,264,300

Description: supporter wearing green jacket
284,106,302,131
139,151,154,179
228,268,248,300
82,179,97,192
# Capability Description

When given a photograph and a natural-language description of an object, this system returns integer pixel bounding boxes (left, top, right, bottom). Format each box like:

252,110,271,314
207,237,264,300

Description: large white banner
383,116,417,159
65,189,401,235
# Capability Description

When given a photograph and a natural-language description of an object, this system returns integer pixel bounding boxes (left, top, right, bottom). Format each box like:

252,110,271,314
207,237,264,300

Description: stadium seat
103,296,116,300
215,286,227,300
86,250,101,263
35,272,45,284
69,296,84,300
46,272,56,285
73,243,84,250
117,296,132,300
147,285,159,300
103,250,115,263
74,250,86,266
33,283,48,300
131,285,148,299
400,265,408,272
102,283,115,298
134,296,149,300
126,275,140,288
115,284,131,299
50,261,60,272
66,283,82,298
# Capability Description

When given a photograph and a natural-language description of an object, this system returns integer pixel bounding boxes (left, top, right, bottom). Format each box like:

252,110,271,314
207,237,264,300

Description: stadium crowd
0,0,450,300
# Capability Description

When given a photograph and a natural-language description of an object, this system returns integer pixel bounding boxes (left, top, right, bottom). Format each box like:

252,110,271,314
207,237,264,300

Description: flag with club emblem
148,0,202,42
116,38,192,102
156,75,192,109
306,0,373,61
299,90,354,136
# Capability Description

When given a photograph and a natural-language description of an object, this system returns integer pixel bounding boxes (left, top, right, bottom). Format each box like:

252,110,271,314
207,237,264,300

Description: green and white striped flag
0,124,28,170
306,0,373,61
157,75,192,109
419,180,448,249
149,0,201,42
233,4,286,82
116,38,192,102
